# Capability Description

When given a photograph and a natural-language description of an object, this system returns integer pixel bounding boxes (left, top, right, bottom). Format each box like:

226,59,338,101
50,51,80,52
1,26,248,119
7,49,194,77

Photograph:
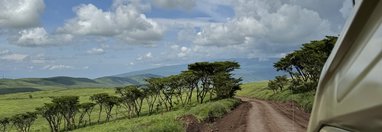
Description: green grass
0,88,116,131
0,87,240,132
238,81,315,112
73,98,240,132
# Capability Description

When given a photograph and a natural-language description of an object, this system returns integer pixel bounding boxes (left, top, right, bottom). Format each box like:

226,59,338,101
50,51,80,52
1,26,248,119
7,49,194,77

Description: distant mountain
0,74,161,94
94,76,140,86
115,66,188,77
0,58,282,95
113,58,282,83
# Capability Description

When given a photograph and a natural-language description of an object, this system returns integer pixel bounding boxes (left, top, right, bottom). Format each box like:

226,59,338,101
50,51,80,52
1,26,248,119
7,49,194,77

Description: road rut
209,97,309,132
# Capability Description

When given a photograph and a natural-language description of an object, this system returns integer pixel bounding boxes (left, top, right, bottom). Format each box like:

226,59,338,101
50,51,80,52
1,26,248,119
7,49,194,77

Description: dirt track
209,97,310,132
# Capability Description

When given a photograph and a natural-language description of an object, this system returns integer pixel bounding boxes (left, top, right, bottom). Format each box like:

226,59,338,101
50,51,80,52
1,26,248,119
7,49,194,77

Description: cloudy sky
0,0,354,78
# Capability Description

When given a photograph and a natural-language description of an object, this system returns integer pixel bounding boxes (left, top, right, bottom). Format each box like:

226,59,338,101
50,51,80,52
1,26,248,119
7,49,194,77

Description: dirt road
210,97,310,132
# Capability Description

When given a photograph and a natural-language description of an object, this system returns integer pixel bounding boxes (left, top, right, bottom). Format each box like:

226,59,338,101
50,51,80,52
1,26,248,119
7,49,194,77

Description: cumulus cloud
16,27,48,45
87,48,105,55
11,27,73,47
152,0,196,10
58,1,163,44
0,0,45,28
188,0,335,59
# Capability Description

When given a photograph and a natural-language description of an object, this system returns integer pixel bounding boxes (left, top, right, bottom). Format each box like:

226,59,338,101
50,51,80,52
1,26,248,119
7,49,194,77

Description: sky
0,0,354,78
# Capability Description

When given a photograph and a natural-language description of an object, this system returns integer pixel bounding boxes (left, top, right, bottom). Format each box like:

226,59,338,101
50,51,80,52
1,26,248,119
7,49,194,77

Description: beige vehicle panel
308,0,382,132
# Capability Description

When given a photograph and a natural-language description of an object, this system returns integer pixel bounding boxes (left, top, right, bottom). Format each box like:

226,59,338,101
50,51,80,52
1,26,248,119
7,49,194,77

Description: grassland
73,98,240,132
0,88,116,131
0,87,240,131
238,81,315,112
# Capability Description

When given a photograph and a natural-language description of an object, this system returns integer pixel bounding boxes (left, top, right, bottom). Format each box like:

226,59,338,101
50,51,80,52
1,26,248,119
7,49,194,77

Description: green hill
0,74,161,94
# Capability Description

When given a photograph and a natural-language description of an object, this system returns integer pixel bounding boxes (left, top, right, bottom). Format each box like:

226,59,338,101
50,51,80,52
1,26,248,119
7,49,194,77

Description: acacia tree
188,61,241,102
188,62,215,103
268,80,278,93
167,75,187,106
141,82,159,114
274,75,288,91
0,117,10,132
90,93,109,123
212,72,242,99
11,112,37,132
160,77,176,110
180,71,199,104
273,36,336,92
36,103,63,132
103,96,119,121
116,85,145,117
77,102,95,126
51,96,79,130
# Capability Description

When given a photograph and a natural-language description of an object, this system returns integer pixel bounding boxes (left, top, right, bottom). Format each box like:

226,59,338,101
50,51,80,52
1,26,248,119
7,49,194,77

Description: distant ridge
0,74,161,94
112,58,281,83
0,58,281,94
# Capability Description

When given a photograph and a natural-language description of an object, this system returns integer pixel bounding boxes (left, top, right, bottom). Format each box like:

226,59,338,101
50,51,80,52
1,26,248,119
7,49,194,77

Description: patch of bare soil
199,97,310,132
178,115,203,132
208,102,251,132
268,101,310,129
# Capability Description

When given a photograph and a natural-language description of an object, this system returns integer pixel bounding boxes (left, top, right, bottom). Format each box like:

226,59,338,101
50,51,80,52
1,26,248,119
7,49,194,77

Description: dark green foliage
0,117,10,132
268,75,289,93
36,103,63,132
188,61,241,103
273,36,337,93
90,93,110,123
10,112,37,132
115,86,144,117
103,96,120,121
77,102,95,126
51,96,79,130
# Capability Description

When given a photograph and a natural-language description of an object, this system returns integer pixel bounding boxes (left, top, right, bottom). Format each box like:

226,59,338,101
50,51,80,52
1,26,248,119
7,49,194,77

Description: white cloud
168,44,191,58
17,27,49,45
58,1,163,44
0,0,45,28
0,54,28,62
146,52,153,58
87,48,105,55
339,0,353,19
42,64,74,70
12,27,73,47
136,52,153,60
189,0,334,59
152,0,196,10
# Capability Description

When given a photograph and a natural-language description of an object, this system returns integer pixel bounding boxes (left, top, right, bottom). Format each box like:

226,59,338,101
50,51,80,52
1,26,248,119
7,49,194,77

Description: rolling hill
114,58,281,82
0,74,161,94
0,58,281,94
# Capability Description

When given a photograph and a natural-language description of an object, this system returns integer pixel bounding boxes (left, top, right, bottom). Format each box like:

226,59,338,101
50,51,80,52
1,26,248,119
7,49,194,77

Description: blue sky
0,0,354,78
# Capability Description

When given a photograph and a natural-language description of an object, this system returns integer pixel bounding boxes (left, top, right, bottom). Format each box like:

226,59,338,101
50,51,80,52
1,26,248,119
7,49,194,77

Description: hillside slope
0,74,160,94
114,58,281,82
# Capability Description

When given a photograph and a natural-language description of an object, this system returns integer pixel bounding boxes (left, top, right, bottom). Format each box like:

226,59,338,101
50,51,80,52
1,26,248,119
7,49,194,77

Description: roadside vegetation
73,98,240,132
238,36,337,112
0,61,242,132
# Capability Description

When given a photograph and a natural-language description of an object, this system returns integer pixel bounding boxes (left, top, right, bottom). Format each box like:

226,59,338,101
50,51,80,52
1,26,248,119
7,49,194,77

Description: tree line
0,61,241,132
269,36,337,93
